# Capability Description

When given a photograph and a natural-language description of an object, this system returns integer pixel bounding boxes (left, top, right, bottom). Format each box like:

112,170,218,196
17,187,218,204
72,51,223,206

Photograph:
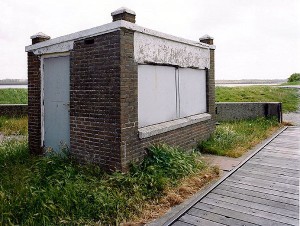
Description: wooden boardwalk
169,127,300,226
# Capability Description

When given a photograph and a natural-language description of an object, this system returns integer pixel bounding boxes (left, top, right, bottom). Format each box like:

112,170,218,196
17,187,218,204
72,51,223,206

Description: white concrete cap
30,32,51,39
199,34,214,40
111,7,136,16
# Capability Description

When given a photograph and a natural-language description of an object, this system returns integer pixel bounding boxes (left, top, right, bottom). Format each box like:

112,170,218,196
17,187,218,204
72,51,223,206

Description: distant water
216,83,281,87
0,85,28,89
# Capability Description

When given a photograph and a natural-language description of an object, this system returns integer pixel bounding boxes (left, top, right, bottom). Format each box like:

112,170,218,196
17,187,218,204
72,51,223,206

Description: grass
0,88,28,104
280,81,300,86
0,142,218,225
198,117,281,158
0,116,28,136
216,86,299,113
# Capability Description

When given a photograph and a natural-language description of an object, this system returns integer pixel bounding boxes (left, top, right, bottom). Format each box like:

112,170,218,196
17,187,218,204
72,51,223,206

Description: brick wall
0,104,27,117
69,31,122,171
119,28,216,170
27,52,42,154
27,29,215,172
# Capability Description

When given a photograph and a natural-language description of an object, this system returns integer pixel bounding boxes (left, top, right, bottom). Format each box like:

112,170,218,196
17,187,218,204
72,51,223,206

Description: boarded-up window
138,65,206,128
178,68,206,118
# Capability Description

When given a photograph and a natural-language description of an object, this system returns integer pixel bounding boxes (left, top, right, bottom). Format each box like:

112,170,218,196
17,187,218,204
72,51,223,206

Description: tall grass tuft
0,142,206,225
198,117,281,157
0,116,28,135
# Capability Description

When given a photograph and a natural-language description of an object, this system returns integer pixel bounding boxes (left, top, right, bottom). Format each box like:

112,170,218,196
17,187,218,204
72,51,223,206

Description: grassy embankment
0,89,28,136
198,86,299,157
0,88,27,104
216,86,299,113
0,142,218,225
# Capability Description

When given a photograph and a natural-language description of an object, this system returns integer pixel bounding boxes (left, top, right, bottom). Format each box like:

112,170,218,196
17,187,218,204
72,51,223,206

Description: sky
0,0,299,80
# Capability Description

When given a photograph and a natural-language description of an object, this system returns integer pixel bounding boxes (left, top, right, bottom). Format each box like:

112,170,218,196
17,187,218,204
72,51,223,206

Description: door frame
41,52,70,147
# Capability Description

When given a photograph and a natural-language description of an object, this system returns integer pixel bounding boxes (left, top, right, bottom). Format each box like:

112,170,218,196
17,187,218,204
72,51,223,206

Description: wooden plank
251,157,300,169
235,169,299,186
264,145,300,152
262,151,300,158
211,189,298,212
227,175,299,194
278,134,299,140
193,202,285,226
187,208,256,226
239,165,300,180
217,183,299,206
249,158,300,170
258,149,300,157
222,180,299,200
202,197,299,225
248,159,300,170
172,220,193,226
266,143,299,150
242,162,299,177
270,139,299,145
179,214,225,226
256,151,300,159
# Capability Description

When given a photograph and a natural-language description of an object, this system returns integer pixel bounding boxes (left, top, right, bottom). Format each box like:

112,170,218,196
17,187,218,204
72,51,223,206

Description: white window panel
179,68,206,118
138,65,177,128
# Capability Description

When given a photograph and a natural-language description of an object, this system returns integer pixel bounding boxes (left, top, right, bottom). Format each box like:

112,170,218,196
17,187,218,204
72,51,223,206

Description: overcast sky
0,0,299,80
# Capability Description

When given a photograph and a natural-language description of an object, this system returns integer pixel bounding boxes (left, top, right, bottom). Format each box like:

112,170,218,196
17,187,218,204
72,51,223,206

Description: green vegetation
288,73,300,83
198,117,281,158
0,88,27,104
0,116,28,135
281,81,300,85
0,142,216,225
216,86,299,112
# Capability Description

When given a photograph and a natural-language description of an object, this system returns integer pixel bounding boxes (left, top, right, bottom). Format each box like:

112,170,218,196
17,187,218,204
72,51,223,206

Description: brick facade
27,10,216,172
69,31,122,170
27,52,42,154
119,29,215,169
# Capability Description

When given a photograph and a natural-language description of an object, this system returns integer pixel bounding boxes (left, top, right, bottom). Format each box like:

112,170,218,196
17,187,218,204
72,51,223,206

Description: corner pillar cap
30,32,51,40
199,34,214,41
111,7,136,16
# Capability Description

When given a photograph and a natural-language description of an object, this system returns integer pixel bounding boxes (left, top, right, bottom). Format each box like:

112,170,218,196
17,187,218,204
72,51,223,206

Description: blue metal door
43,56,70,152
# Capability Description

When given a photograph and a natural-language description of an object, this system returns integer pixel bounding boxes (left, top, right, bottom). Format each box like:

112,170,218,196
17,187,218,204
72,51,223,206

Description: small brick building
25,8,216,171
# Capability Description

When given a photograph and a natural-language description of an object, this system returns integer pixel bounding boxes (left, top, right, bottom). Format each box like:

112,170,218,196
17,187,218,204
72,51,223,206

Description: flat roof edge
25,20,215,52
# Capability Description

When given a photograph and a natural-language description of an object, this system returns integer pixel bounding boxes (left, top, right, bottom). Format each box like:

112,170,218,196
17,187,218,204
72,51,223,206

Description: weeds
0,142,213,225
198,117,281,157
0,116,28,135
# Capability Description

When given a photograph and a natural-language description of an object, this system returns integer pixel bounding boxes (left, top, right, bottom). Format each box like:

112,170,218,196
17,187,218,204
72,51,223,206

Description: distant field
0,89,27,104
216,86,299,113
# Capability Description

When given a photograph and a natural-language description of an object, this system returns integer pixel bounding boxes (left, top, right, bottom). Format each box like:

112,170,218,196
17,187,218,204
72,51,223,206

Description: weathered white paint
26,20,215,54
111,7,136,16
33,41,73,55
139,113,211,139
134,32,210,69
138,65,177,128
178,68,207,117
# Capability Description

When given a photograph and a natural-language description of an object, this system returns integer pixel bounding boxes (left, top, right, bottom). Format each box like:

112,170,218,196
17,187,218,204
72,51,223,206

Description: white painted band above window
134,32,210,69
139,113,211,139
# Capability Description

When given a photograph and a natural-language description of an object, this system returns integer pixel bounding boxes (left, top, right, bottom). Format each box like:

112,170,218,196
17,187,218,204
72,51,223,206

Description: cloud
0,0,299,79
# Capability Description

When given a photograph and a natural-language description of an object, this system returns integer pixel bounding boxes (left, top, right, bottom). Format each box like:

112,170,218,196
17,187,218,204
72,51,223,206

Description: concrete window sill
138,113,211,139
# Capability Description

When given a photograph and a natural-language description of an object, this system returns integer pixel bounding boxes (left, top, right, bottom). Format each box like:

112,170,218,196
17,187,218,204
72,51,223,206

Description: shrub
288,73,300,82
